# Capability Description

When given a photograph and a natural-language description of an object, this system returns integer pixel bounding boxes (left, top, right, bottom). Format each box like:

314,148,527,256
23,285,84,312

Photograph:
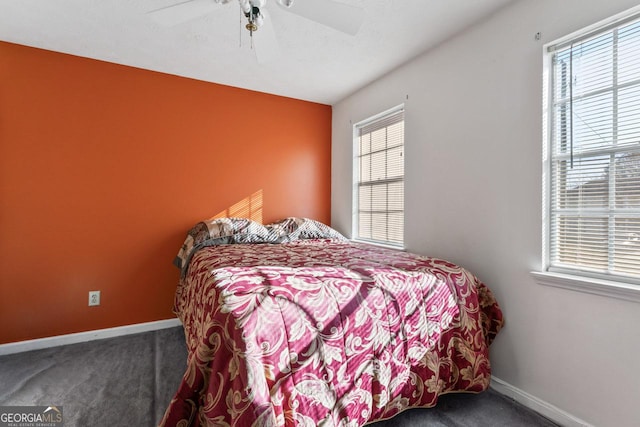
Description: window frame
352,104,405,249
535,5,640,303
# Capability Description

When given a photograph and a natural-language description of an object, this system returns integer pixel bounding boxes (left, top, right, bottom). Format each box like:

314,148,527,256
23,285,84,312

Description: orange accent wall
0,42,331,344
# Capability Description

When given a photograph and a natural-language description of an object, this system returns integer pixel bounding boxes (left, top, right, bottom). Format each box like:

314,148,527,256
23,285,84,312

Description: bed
160,217,503,427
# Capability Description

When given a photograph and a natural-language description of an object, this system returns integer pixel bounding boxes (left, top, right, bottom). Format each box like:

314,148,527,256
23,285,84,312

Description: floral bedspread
160,239,503,427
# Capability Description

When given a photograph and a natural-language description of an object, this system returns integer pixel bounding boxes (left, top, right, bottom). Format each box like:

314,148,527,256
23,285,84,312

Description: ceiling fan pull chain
249,5,254,48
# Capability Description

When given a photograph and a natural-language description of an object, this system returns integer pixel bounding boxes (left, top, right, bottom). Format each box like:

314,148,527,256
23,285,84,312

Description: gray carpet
0,326,557,427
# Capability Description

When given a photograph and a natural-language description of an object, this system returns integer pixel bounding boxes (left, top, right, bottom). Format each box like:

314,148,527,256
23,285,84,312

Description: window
353,106,404,247
545,11,640,285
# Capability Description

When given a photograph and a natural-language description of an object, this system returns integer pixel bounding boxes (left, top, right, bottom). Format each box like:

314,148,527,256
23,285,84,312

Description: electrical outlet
88,291,100,306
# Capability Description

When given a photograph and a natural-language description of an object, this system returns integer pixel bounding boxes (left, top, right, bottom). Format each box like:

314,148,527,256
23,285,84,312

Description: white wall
331,1,640,426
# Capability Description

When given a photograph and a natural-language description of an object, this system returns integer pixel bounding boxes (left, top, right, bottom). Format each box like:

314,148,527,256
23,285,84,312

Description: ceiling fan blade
253,10,281,64
278,0,364,35
148,0,220,26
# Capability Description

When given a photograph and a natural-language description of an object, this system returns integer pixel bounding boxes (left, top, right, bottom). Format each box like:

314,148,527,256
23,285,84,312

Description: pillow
173,217,268,273
266,217,347,242
174,217,346,276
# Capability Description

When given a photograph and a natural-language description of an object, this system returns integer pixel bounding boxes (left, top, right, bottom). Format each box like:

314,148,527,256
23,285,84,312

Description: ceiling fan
148,0,365,63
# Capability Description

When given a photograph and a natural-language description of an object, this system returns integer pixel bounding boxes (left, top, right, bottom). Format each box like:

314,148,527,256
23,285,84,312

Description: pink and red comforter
160,239,503,427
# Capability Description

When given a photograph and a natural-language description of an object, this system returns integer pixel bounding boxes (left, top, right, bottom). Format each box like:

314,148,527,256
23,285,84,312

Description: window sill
351,239,405,251
530,271,640,303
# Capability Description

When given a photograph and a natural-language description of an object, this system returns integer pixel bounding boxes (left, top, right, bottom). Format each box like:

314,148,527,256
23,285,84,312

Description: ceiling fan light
254,13,264,27
239,0,251,14
250,0,266,8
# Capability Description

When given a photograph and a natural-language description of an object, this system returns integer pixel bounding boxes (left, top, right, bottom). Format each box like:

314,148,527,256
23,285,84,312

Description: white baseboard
0,318,182,356
491,376,592,427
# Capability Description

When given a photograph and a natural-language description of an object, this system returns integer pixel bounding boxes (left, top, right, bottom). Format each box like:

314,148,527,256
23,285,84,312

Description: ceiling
0,0,515,105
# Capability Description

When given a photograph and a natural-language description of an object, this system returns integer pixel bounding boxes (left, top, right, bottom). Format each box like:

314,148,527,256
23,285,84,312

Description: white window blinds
354,107,404,246
548,13,640,281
